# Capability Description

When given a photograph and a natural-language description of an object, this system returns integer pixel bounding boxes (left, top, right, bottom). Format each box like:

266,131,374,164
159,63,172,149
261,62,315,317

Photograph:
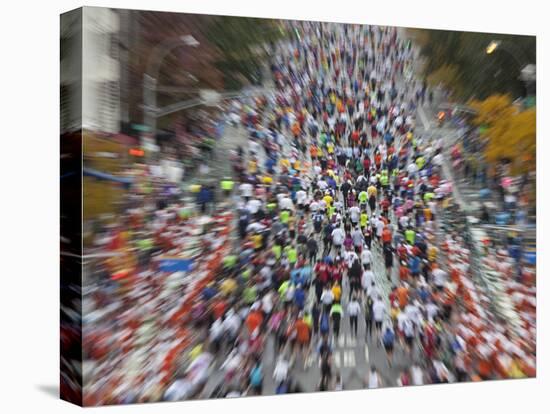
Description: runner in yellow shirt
280,158,290,170
323,193,333,207
251,233,263,250
367,184,378,198
332,282,342,302
316,147,323,158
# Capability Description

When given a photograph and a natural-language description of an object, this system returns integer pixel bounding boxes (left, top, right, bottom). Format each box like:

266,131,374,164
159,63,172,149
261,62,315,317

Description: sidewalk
419,89,536,250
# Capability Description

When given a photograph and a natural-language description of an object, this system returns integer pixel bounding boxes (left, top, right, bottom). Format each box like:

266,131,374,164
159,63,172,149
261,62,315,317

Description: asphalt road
197,34,431,397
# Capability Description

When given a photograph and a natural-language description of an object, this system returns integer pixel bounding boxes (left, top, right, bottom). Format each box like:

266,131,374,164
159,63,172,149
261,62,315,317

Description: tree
413,29,535,101
469,94,516,127
469,94,536,174
426,64,463,99
205,16,284,90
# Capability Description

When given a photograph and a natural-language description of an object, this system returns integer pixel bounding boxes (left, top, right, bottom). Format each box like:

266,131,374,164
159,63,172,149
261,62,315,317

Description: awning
83,167,134,185
158,257,194,272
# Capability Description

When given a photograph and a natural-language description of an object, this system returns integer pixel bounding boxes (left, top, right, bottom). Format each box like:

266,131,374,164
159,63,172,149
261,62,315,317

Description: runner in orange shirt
246,306,264,334
396,284,409,309
294,313,311,367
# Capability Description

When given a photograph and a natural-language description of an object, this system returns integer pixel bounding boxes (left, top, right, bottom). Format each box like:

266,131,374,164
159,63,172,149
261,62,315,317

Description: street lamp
143,35,200,138
486,40,500,55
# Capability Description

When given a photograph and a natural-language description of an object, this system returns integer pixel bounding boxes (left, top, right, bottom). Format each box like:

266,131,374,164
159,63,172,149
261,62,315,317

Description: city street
77,18,536,405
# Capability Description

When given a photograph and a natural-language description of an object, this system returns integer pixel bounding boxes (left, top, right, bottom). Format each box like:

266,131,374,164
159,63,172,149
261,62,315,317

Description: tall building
82,7,121,134
116,8,140,135
60,9,82,134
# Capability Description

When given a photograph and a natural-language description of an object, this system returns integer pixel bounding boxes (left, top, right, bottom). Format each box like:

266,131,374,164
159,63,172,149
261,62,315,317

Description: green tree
205,16,285,90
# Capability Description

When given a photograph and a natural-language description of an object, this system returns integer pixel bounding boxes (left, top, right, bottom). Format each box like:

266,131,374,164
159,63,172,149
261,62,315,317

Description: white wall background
0,1,547,413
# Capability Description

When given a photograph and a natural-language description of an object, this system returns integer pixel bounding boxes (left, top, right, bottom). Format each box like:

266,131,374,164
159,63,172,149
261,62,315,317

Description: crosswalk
333,349,356,368
306,333,369,369
337,334,357,348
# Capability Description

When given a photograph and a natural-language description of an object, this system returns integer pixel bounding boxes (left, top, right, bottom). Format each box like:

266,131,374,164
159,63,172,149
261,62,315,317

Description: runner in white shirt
407,162,418,176
398,312,416,352
362,266,375,291
347,297,362,337
433,152,444,167
296,190,307,207
279,196,294,211
261,291,274,314
331,227,345,252
320,287,334,309
310,200,320,214
432,267,448,289
259,266,273,291
426,301,439,322
372,296,386,334
411,365,424,385
246,198,262,215
273,356,290,384
249,140,262,157
345,250,359,269
376,218,385,240
209,318,224,345
349,205,361,225
399,215,409,229
361,246,372,266
239,182,253,199
164,378,193,401
367,367,382,389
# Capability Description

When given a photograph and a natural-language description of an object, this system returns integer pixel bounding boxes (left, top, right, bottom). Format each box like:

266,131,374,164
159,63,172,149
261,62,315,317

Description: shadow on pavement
36,384,59,399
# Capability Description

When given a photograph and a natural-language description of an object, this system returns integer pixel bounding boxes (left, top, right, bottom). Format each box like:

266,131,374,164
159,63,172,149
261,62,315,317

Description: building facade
82,7,121,134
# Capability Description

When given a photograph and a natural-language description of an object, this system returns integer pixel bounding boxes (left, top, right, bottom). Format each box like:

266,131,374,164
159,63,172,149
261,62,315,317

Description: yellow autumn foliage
469,94,536,174
469,94,517,127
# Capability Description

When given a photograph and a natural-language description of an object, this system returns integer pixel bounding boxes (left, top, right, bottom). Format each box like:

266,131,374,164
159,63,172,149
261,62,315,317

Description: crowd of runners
81,21,536,404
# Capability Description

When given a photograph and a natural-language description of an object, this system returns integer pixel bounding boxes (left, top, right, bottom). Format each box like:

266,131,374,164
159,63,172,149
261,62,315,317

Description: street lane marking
334,350,341,368
306,354,316,368
343,350,356,367
338,335,345,348
347,334,356,347
365,345,369,364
